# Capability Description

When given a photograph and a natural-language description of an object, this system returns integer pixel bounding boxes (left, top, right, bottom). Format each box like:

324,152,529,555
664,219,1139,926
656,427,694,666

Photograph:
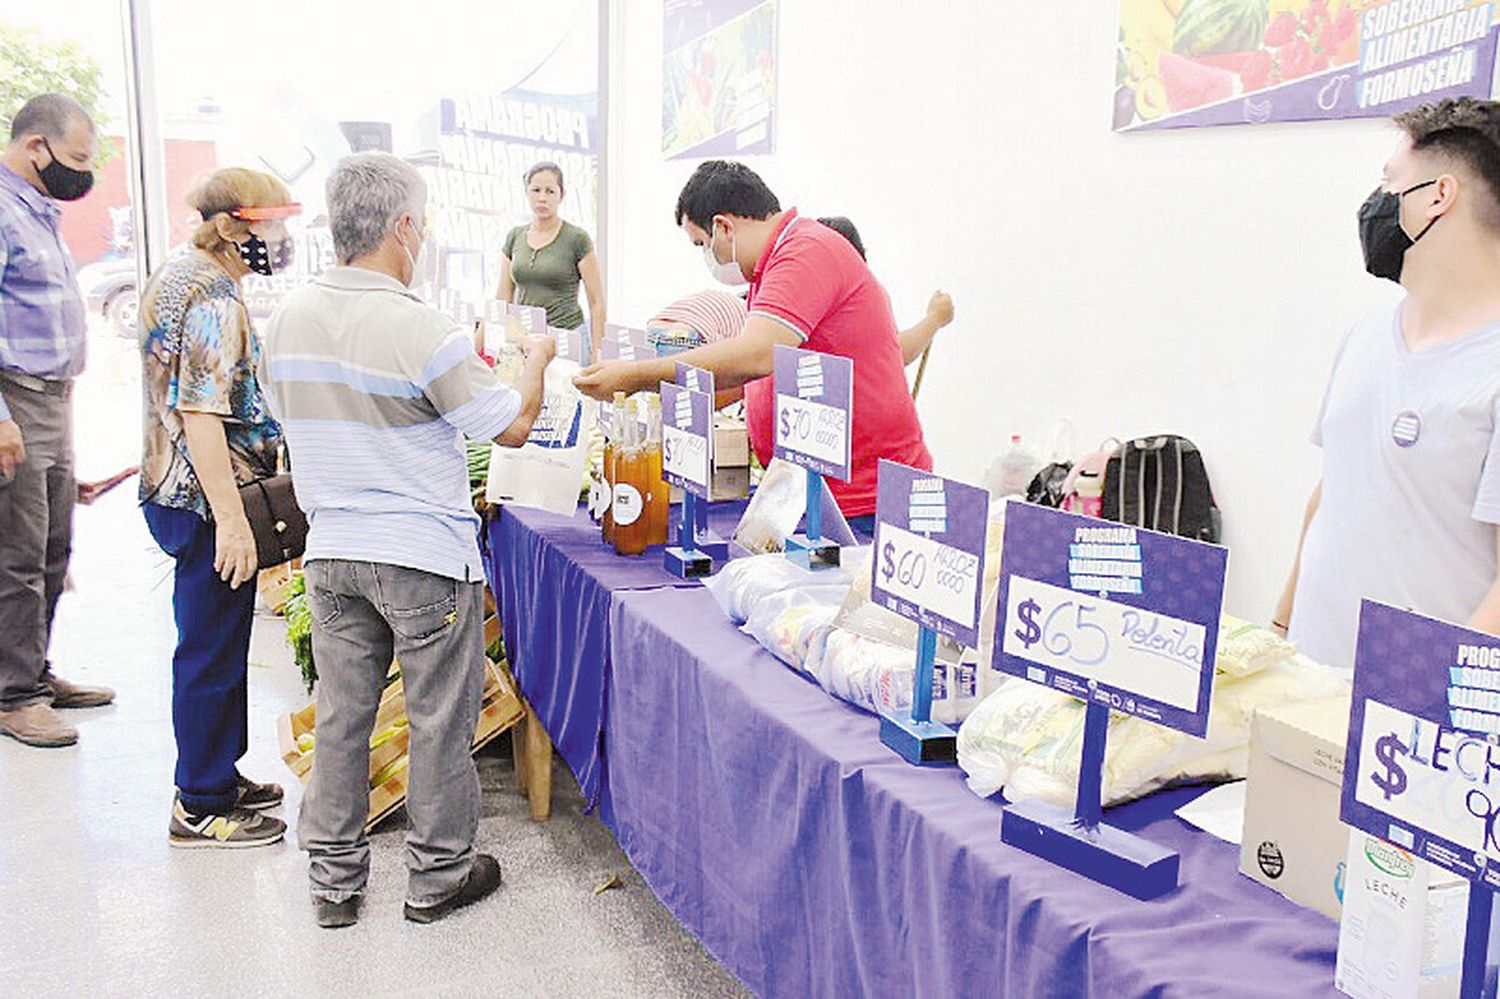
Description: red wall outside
58,136,219,266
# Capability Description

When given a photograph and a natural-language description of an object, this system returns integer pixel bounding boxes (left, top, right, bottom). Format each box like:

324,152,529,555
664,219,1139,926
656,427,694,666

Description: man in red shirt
574,160,931,519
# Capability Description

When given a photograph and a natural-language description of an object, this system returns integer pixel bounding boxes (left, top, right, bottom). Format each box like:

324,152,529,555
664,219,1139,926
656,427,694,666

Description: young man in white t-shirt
1274,98,1500,670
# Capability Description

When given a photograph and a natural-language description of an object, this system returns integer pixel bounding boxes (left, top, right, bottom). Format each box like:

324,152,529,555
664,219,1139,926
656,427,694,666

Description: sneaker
0,702,79,748
403,854,503,924
315,897,361,929
168,798,286,849
236,775,285,811
45,675,115,709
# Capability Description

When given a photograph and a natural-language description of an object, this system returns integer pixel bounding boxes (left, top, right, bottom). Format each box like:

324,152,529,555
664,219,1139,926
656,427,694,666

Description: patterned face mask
236,233,295,276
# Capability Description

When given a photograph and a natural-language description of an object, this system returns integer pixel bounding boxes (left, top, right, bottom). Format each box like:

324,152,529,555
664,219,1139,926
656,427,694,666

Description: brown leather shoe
0,703,79,747
46,675,115,709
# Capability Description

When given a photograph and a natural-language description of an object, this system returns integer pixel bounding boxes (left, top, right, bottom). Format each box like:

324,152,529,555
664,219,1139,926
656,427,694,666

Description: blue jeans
143,503,254,813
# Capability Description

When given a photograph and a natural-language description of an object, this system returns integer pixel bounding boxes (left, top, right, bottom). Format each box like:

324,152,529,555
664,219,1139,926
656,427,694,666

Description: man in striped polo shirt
261,153,551,929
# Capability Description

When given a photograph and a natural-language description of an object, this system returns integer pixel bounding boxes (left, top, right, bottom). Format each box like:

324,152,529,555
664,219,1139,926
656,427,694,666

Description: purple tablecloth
605,586,1342,999
483,502,747,806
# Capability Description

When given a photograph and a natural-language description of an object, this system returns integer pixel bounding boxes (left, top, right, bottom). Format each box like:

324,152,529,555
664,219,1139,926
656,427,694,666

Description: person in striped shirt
261,152,551,929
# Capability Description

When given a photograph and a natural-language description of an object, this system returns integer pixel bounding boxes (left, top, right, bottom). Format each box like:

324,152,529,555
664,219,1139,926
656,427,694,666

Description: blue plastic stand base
1000,798,1180,900
785,534,841,569
664,546,713,578
694,531,730,561
879,713,957,766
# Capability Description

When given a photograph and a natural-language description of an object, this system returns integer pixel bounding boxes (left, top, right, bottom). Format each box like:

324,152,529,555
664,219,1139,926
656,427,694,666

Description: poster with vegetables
1116,0,1500,131
662,0,777,159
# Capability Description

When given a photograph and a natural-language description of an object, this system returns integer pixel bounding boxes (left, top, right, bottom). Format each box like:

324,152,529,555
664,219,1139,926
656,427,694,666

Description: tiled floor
0,326,748,998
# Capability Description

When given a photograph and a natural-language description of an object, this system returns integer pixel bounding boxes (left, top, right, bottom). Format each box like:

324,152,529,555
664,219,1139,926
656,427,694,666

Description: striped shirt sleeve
418,330,522,442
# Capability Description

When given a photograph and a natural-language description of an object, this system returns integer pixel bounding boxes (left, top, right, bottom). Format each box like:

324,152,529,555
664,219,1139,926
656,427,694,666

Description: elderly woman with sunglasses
138,167,300,850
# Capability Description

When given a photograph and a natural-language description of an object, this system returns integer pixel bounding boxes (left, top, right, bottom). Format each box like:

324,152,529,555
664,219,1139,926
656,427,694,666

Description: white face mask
398,217,432,289
702,221,747,287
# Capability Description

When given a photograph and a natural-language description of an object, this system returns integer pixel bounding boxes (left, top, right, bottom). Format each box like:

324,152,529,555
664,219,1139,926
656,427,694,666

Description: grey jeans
0,372,73,710
297,559,486,905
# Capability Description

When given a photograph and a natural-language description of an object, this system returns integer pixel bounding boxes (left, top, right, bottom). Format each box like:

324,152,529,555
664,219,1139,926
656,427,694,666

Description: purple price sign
675,362,715,399
871,460,989,649
550,326,587,364
772,345,852,482
995,502,1227,737
660,381,712,497
1341,600,1500,888
599,323,626,361
508,303,547,337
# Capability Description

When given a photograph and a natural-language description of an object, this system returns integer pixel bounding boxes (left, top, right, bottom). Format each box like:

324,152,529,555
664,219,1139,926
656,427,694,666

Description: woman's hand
214,513,259,589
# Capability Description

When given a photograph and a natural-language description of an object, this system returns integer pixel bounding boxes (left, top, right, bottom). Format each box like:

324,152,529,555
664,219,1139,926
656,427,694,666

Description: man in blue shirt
0,94,116,749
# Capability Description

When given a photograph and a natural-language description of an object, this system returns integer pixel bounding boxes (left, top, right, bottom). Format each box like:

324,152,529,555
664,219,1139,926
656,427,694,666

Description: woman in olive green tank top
495,161,606,358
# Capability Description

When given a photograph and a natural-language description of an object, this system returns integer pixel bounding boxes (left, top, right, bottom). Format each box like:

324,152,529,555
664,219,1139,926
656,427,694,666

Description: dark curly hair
1394,98,1500,229
674,160,780,233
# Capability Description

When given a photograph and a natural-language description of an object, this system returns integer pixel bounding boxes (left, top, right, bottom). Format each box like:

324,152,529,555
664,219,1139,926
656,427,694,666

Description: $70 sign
775,395,849,475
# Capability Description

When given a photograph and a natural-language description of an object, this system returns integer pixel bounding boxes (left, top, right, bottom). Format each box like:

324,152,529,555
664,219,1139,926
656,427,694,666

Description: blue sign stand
999,695,1179,900
692,490,730,561
664,491,713,578
785,468,840,569
879,624,957,765
1461,885,1494,999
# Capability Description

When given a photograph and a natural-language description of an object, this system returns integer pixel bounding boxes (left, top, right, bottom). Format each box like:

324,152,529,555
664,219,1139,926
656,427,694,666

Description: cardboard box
1335,830,1465,999
713,416,750,468
1239,693,1353,920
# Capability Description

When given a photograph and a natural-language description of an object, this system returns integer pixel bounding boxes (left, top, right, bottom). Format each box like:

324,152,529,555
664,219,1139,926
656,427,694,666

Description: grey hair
9,93,95,142
326,152,426,263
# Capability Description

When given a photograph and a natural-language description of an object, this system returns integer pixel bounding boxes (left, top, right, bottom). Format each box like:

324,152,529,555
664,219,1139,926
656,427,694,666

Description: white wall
605,0,1409,618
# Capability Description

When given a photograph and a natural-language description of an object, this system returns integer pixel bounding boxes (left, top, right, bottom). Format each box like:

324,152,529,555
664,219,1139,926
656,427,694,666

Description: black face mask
1358,180,1438,283
37,137,94,202
236,233,295,277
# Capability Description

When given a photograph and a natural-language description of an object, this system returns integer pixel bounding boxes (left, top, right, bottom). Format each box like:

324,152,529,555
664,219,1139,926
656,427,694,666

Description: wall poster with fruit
1116,0,1500,130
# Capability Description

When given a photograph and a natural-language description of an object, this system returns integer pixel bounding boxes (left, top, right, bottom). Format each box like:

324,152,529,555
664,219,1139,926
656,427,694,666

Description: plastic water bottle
986,434,1043,499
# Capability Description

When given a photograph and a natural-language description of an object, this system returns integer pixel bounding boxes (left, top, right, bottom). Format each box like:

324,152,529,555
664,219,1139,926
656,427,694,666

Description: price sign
659,381,712,497
1342,601,1500,888
870,461,988,649
600,323,625,361
550,326,586,364
772,345,852,481
675,361,715,399
508,303,547,337
995,502,1227,737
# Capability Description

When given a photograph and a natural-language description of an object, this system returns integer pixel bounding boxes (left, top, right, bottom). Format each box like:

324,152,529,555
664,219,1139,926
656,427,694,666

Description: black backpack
1101,435,1221,543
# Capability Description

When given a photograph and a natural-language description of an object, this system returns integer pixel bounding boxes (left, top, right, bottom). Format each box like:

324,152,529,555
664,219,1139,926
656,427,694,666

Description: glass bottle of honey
645,395,670,546
602,391,626,547
613,401,650,556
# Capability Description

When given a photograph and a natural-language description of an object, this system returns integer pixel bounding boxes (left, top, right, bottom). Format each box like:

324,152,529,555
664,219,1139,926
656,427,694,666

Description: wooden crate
256,559,302,616
277,657,523,831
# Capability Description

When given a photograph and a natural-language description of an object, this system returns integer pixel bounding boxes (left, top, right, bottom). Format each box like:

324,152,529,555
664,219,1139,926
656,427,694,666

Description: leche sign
995,502,1227,737
772,345,851,482
1341,600,1500,888
871,461,988,649
659,381,712,497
